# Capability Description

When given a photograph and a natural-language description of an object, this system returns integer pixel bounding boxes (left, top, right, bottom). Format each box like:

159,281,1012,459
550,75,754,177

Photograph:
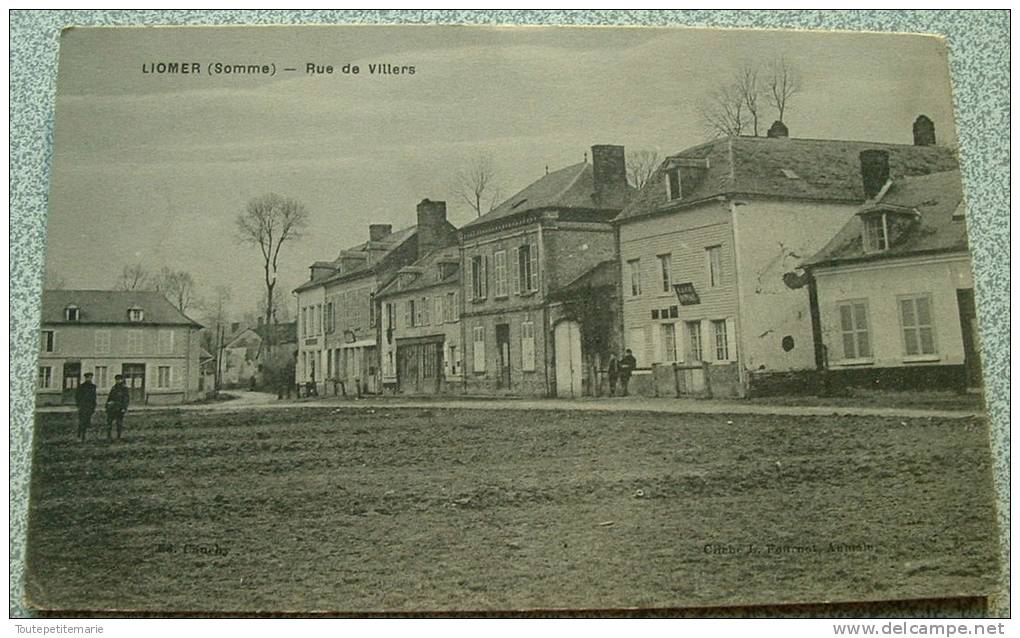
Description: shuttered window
838,301,871,359
899,295,936,356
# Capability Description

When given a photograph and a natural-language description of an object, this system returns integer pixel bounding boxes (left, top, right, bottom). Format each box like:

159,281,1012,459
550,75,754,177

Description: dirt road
24,406,998,613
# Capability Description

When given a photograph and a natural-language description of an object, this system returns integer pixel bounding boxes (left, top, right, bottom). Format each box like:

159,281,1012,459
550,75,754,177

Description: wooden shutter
529,242,538,292
725,317,737,361
521,322,535,371
511,246,521,295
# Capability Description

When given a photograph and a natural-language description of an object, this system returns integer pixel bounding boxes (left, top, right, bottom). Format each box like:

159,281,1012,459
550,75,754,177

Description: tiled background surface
9,10,1009,618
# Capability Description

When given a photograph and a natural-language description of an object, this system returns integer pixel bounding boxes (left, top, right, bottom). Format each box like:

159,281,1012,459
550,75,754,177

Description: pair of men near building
607,349,637,397
75,373,130,442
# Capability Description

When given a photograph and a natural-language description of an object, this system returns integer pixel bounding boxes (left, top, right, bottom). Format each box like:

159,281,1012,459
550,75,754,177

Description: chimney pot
913,115,936,146
369,224,392,241
767,120,789,138
859,150,890,200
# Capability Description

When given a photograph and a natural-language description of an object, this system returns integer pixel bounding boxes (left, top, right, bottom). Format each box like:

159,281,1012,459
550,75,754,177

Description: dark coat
75,380,97,411
607,357,620,381
619,354,637,377
106,382,130,412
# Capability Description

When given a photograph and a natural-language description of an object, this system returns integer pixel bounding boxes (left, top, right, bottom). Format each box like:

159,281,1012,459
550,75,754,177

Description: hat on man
83,372,93,378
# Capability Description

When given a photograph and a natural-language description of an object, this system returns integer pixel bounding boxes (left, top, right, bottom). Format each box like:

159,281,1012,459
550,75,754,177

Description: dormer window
666,168,682,201
64,305,79,321
863,214,888,252
128,307,144,322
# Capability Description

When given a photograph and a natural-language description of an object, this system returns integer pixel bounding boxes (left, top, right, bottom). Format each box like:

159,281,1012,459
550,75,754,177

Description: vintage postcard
25,24,998,614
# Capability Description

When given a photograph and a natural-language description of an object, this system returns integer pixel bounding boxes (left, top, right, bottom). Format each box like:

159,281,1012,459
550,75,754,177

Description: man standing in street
75,372,97,443
619,349,637,397
105,374,130,442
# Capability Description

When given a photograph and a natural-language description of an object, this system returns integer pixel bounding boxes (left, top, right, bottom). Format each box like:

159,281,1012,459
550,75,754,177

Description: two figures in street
75,373,129,443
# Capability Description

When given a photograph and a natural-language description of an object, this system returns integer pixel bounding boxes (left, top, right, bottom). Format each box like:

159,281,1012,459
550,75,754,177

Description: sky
44,24,958,321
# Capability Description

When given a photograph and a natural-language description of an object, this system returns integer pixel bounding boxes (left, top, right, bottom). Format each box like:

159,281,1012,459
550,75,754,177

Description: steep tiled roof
616,136,959,222
805,169,968,268
293,225,418,292
41,290,202,327
376,246,461,298
462,162,631,230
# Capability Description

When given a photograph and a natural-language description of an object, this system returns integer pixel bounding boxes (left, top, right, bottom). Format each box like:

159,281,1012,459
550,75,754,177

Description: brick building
293,199,456,395
458,145,632,396
375,245,462,394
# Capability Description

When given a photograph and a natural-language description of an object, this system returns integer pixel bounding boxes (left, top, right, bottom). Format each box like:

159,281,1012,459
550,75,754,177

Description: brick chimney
416,199,448,257
767,120,789,138
591,144,627,195
913,115,936,146
369,224,392,241
859,150,890,200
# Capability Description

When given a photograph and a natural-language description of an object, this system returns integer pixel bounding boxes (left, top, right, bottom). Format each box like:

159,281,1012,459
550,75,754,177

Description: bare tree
452,153,502,217
257,286,289,325
701,56,801,137
236,193,308,349
765,55,800,123
626,149,662,189
115,263,151,290
737,62,763,136
700,83,749,138
153,267,197,313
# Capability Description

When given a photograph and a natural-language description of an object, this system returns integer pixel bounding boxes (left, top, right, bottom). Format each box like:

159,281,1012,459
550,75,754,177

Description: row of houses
35,116,980,405
292,116,981,399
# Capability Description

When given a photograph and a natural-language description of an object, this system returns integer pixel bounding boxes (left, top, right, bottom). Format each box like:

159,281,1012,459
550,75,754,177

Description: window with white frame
707,246,723,287
472,325,486,372
128,307,144,322
493,250,508,297
157,365,172,388
838,301,871,360
686,321,703,361
127,330,144,354
158,329,175,354
628,259,642,296
864,214,888,252
41,330,55,353
435,296,444,324
94,366,109,389
516,243,538,293
666,167,682,200
405,299,414,328
521,320,536,372
899,295,936,356
38,366,52,389
451,291,460,321
712,319,729,361
657,254,672,293
421,296,431,325
65,305,79,321
471,255,487,300
660,322,678,362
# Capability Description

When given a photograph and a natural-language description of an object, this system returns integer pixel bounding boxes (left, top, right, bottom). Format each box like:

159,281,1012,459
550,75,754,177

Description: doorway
121,363,146,403
62,361,81,404
956,288,983,390
554,320,582,398
496,324,511,389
